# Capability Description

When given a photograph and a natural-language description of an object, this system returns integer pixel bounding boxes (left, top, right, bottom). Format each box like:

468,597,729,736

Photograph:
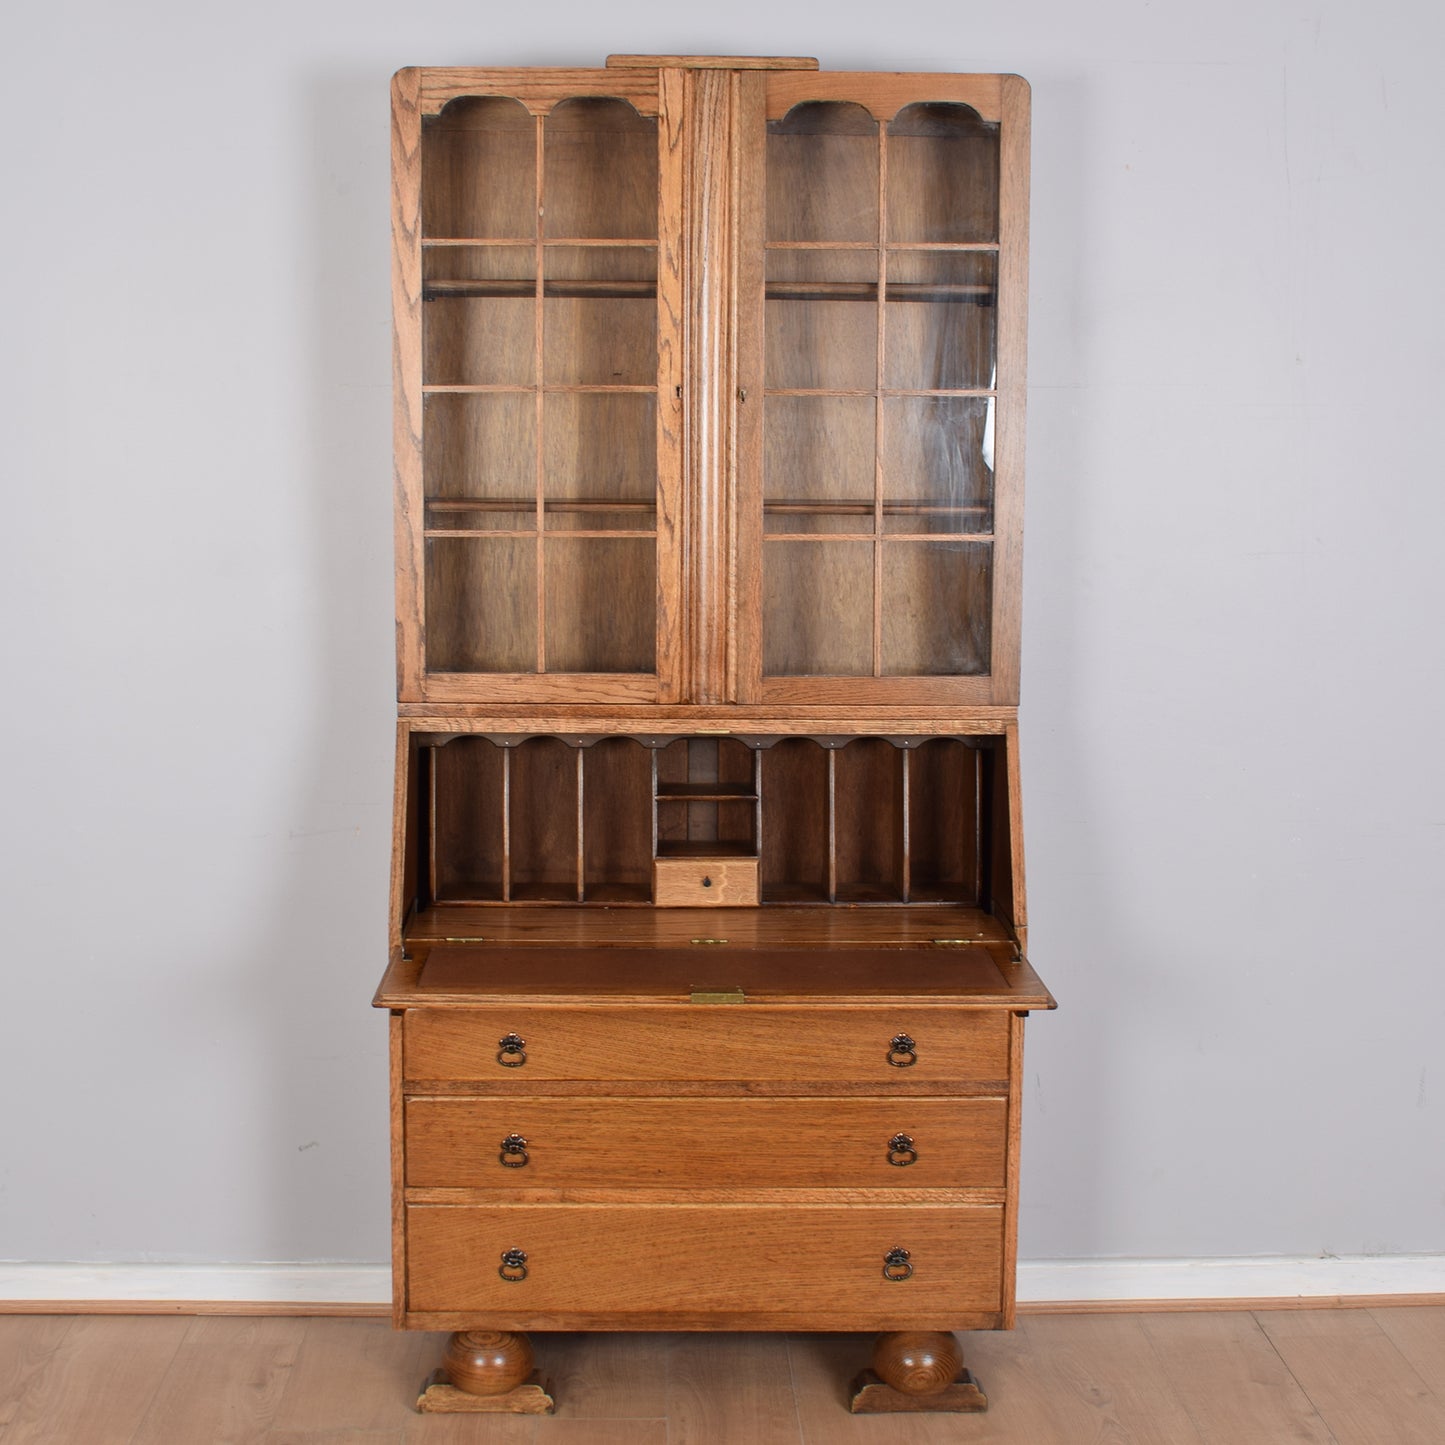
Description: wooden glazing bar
424,530,657,541
425,236,660,247
426,498,658,513
763,240,1001,251
762,500,991,515
765,387,997,398
425,279,658,299
422,384,659,394
762,532,997,544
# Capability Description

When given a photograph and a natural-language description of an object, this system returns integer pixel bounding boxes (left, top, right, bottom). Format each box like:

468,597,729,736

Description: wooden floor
2,1308,1444,1443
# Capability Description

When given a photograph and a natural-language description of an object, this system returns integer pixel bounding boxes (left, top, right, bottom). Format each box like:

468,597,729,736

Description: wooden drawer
405,1095,1006,1189
403,1006,1009,1084
653,856,760,906
406,1202,1003,1320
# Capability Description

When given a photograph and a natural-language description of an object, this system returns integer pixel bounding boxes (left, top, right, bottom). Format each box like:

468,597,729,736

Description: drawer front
406,1203,1003,1317
405,1095,1006,1189
404,1006,1009,1083
653,857,760,907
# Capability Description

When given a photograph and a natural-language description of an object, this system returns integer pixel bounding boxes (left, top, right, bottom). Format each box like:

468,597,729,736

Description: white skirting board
1,1255,1442,1307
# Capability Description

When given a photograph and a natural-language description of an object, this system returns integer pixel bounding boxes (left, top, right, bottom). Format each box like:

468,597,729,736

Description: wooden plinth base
849,1366,988,1413
417,1368,555,1414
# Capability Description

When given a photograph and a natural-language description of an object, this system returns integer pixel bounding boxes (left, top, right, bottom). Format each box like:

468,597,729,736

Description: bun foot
849,1331,986,1414
416,1331,555,1414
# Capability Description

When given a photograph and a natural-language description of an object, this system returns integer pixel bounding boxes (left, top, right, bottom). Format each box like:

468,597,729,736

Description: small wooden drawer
653,856,759,906
404,1006,1010,1084
406,1202,1004,1324
405,1095,1006,1189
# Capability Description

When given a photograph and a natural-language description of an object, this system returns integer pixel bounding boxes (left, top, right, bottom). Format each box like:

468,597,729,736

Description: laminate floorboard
0,1307,1442,1444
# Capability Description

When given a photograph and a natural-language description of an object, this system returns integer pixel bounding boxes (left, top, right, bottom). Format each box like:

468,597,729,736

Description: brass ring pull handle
887,1033,918,1068
497,1033,527,1068
499,1133,529,1168
887,1133,918,1167
498,1248,529,1282
883,1247,914,1282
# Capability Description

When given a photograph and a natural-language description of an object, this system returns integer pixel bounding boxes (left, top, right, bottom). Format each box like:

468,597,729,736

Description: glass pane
544,98,658,239
767,102,878,243
543,246,657,385
423,246,535,386
764,395,874,534
885,251,996,392
424,393,536,530
765,250,877,392
882,396,993,534
543,392,656,531
763,540,873,676
881,540,991,675
887,103,999,244
422,96,535,240
545,537,655,672
425,536,537,672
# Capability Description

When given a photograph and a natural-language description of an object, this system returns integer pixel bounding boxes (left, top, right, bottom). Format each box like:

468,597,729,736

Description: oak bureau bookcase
376,54,1054,1415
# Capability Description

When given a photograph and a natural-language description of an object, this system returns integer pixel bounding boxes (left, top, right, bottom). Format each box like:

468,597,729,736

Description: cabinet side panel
392,69,425,698
989,75,1030,704
1001,1009,1024,1328
390,1012,407,1327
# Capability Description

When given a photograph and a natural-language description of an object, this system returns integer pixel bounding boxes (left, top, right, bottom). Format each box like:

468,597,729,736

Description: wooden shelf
425,279,657,300
656,783,758,801
427,498,657,513
764,501,992,516
767,282,995,303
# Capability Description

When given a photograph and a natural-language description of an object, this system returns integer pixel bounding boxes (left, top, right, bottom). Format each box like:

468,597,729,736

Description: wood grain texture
405,1095,1005,1190
682,69,738,704
655,68,687,703
766,73,1006,124
1258,1309,1445,1445
270,1318,433,1433
652,855,759,905
989,73,1030,705
668,1332,800,1444
403,1004,1010,1083
390,1013,407,1328
392,67,425,699
0,1316,184,1445
1139,1311,1336,1445
609,55,819,70
129,1317,303,1444
418,68,660,118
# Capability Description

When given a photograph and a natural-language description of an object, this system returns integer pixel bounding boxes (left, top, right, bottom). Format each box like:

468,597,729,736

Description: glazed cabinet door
393,68,685,704
736,72,1029,706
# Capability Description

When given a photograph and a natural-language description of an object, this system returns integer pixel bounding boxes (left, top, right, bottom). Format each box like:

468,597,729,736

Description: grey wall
2,0,1441,1268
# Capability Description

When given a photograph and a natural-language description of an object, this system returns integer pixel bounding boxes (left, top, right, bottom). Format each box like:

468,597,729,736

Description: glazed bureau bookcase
376,53,1054,1416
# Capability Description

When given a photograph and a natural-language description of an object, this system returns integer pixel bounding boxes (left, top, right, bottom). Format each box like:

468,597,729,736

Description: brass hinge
690,987,745,1004
691,937,729,945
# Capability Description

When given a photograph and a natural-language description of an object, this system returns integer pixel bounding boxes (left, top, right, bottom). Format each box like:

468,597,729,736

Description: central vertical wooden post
683,67,738,705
